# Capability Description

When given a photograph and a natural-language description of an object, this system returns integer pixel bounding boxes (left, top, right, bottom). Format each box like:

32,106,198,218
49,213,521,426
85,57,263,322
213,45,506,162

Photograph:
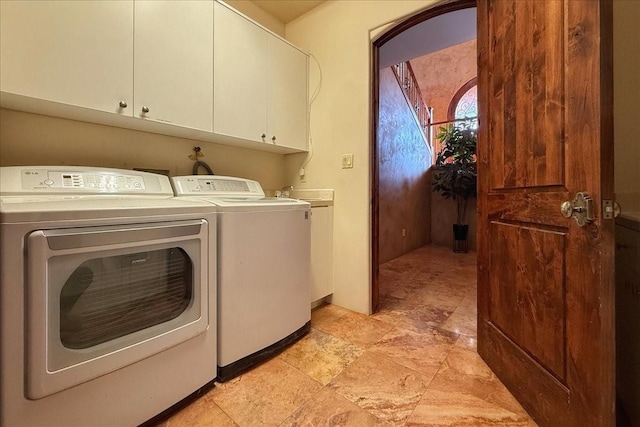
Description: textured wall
410,39,477,251
378,67,432,263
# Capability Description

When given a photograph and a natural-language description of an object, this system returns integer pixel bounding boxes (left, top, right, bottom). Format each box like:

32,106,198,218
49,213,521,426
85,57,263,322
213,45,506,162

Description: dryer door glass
60,248,193,349
25,219,210,400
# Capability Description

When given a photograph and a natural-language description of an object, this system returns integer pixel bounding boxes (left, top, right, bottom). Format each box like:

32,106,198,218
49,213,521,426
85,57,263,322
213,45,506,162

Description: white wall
284,0,435,314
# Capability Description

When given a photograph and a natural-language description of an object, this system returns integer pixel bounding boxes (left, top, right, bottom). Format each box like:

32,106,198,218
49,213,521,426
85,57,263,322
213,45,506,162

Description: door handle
561,192,594,227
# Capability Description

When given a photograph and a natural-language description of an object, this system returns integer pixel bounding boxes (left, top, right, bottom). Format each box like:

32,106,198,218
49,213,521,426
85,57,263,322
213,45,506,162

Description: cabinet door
213,1,267,142
267,36,308,151
0,0,133,114
616,224,640,426
310,206,334,302
134,0,213,132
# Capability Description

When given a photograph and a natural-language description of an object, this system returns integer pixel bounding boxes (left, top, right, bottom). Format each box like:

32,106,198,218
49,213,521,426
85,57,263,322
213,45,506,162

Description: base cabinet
616,221,640,427
310,205,334,303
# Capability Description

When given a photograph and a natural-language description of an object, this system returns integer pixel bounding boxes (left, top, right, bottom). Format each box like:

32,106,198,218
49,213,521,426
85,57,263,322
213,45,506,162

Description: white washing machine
0,166,217,427
172,175,311,381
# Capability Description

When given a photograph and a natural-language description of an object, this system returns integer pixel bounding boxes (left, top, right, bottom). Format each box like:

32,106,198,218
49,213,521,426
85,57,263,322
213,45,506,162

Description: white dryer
172,175,311,381
0,166,217,427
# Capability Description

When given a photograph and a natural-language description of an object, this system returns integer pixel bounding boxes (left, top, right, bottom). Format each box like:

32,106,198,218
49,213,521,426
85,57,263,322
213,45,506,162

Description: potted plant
431,123,477,252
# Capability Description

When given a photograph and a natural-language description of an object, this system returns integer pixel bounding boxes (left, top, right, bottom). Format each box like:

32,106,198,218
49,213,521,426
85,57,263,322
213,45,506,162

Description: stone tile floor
152,245,537,426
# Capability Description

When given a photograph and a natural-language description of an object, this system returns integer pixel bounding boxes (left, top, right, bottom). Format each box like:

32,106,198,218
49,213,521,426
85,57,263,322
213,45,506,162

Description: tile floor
152,245,537,426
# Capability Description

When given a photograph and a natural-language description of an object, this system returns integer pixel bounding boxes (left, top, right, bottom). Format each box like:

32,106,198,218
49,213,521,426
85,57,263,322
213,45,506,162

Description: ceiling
250,0,325,24
248,1,476,68
379,7,477,68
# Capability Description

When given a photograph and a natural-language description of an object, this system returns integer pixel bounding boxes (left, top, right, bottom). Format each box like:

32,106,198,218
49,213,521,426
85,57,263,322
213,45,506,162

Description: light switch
341,154,354,169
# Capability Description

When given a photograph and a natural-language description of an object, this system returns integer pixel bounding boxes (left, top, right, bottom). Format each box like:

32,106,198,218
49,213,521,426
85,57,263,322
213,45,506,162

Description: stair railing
391,61,434,150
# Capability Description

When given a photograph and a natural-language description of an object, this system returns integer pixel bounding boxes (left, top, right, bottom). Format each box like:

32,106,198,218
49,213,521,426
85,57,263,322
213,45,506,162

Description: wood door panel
481,323,570,423
489,0,565,191
489,221,567,381
487,192,569,227
478,0,614,425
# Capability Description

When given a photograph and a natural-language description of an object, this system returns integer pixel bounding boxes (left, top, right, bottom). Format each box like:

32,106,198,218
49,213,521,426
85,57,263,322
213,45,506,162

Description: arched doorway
370,0,476,312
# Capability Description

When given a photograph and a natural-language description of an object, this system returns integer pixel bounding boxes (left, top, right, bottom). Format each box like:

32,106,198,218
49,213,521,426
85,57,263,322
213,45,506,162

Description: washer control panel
172,175,264,198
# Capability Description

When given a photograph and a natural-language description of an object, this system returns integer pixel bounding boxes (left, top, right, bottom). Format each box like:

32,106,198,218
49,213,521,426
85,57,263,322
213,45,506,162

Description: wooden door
476,1,614,426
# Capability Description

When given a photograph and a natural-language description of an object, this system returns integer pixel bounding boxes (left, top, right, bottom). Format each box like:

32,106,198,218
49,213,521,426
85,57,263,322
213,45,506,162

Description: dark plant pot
452,224,469,253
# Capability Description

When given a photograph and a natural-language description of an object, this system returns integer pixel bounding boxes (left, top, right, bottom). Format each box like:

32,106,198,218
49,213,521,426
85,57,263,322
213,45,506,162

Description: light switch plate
341,154,354,169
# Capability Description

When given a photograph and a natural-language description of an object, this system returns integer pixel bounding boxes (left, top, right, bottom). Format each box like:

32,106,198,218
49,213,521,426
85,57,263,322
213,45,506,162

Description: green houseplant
431,124,477,252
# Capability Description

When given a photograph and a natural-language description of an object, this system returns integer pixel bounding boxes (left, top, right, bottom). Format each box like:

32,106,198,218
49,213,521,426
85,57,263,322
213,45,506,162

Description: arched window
448,77,478,130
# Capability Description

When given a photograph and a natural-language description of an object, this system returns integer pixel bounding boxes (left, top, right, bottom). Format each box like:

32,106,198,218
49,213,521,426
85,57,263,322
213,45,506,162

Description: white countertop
618,211,640,232
290,189,334,207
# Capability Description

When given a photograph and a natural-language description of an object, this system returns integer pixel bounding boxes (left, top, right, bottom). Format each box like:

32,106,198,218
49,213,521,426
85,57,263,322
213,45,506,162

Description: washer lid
172,175,310,209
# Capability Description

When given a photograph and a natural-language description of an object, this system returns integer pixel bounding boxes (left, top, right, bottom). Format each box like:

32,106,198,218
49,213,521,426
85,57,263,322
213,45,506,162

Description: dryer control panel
0,166,174,196
24,171,146,191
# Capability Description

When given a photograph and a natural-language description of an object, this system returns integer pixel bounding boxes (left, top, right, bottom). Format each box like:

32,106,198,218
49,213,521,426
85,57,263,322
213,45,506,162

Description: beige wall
284,0,435,313
614,0,640,211
0,109,286,190
410,40,477,250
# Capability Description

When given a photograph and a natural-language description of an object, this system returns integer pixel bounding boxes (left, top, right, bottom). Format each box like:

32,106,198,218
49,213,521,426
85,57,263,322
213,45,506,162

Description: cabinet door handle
271,136,277,144
119,101,128,108
142,106,150,113
261,133,266,139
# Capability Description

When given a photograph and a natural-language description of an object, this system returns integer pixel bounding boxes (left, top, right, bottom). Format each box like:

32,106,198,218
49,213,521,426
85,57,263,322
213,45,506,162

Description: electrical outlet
341,154,354,169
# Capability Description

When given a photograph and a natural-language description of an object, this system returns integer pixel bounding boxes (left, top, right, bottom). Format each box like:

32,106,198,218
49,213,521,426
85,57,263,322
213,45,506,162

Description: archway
370,0,477,312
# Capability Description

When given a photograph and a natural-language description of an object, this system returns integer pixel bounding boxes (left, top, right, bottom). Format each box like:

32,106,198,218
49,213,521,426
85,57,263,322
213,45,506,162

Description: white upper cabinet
134,0,213,132
213,1,308,152
0,0,307,154
213,1,268,142
267,36,309,152
0,0,134,114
